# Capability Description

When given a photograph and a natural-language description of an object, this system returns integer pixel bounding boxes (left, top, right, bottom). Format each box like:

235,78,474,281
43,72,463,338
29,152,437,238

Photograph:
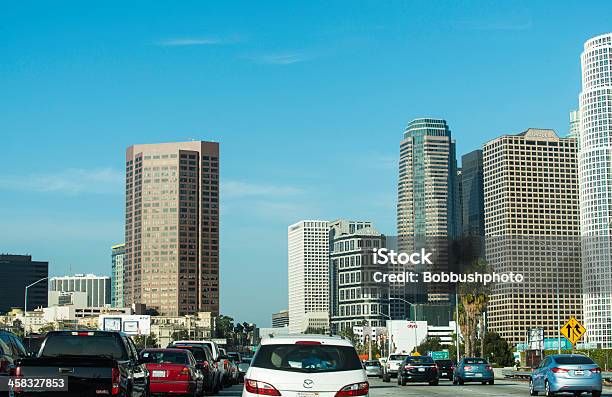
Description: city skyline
2,1,612,326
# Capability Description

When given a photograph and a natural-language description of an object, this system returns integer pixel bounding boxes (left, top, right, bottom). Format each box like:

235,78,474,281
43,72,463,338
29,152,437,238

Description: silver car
363,360,383,377
530,354,602,397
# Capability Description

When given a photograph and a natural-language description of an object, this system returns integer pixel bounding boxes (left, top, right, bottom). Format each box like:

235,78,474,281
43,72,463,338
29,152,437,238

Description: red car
140,348,204,396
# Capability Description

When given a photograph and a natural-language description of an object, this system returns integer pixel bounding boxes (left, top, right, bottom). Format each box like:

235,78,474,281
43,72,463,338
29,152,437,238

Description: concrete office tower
50,274,112,307
461,150,485,257
288,220,330,333
111,243,125,307
329,220,388,333
271,309,289,328
125,141,220,316
579,33,612,347
483,128,582,345
0,255,48,312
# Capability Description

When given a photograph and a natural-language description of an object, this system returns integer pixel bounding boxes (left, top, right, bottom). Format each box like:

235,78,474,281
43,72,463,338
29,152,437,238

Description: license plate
441,372,447,376
475,373,483,377
575,370,584,375
418,367,425,372
298,393,319,397
152,370,166,378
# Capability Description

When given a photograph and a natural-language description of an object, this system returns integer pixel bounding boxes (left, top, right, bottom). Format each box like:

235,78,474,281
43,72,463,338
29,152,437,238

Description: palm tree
457,259,490,357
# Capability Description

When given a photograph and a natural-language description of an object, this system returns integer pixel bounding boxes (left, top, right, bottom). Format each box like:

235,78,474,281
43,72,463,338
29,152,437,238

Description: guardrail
502,369,612,383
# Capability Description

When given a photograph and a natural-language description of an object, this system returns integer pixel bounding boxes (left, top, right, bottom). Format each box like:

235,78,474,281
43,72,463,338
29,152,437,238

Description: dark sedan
397,355,439,386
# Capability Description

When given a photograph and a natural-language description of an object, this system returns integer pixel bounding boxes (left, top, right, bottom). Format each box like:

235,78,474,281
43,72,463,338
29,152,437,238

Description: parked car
434,359,455,380
140,348,204,397
397,355,439,386
14,330,149,396
243,335,368,397
382,353,409,382
363,360,383,377
453,357,494,385
170,343,222,394
529,354,602,397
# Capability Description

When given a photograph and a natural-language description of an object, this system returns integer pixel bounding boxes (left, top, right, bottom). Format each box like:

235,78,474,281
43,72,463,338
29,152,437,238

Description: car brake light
590,368,601,373
404,365,414,370
432,366,438,371
177,366,191,381
72,331,94,336
111,367,120,395
464,366,473,371
295,341,321,345
485,365,492,371
551,367,569,373
335,382,369,397
245,379,281,396
202,361,210,371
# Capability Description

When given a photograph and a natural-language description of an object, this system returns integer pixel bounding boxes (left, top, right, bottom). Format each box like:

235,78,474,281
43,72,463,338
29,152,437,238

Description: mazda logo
303,379,314,388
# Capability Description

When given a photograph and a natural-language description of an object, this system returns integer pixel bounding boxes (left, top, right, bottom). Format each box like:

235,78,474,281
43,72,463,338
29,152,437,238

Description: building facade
483,128,582,345
0,255,48,312
569,110,580,140
271,310,289,328
578,33,612,348
111,243,125,308
461,150,485,258
124,141,220,316
288,220,330,333
329,220,388,333
50,274,112,307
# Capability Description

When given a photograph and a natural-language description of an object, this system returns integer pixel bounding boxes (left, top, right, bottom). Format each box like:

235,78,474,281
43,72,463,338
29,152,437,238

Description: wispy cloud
156,36,243,47
250,52,315,65
222,180,304,198
0,168,123,195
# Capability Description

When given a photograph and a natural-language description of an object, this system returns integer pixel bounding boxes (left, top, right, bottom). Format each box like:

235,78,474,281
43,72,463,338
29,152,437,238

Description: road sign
560,317,586,346
429,351,450,360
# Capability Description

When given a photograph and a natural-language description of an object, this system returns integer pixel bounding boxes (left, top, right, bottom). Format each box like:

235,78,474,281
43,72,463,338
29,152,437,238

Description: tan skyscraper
483,128,581,345
124,141,219,316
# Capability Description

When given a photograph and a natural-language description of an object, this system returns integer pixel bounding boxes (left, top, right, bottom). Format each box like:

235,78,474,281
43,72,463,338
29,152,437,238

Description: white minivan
243,335,368,397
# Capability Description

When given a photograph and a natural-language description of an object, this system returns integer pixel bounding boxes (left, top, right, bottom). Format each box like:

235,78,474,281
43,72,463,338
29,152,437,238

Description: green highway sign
429,351,449,360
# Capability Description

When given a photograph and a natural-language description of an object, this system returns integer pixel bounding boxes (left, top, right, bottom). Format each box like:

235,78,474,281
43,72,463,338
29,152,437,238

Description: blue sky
1,0,610,326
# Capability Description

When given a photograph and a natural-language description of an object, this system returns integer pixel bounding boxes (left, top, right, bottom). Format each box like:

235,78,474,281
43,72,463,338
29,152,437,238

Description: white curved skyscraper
579,33,612,347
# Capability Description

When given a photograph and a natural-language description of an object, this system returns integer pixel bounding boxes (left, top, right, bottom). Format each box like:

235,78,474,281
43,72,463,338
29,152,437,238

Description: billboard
98,315,151,336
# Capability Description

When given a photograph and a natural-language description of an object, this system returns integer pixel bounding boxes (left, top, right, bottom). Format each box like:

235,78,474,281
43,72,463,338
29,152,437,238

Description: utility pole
455,292,461,361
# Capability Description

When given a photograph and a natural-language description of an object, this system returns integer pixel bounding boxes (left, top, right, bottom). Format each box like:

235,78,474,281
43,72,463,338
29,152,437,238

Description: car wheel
400,376,406,386
488,380,494,385
572,392,581,397
428,380,438,386
452,376,458,385
382,373,390,382
529,378,538,396
592,391,601,397
458,377,464,385
545,380,554,397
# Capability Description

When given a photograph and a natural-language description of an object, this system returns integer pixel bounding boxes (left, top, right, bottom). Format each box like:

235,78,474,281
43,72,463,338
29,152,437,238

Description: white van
243,335,368,397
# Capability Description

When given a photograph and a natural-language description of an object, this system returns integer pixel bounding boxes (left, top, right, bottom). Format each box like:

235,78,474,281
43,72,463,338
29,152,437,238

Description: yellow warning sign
560,317,586,346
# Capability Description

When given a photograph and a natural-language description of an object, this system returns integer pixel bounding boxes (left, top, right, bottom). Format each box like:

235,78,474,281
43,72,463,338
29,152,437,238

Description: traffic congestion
0,328,608,396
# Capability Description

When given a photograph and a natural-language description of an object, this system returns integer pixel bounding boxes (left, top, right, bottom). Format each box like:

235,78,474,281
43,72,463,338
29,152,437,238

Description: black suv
397,355,439,386
434,359,455,380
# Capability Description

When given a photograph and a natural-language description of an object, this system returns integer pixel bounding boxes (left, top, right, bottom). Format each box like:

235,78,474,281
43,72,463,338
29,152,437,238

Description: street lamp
24,277,48,314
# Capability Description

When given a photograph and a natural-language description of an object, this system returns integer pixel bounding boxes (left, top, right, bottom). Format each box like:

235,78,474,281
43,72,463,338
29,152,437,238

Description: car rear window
365,361,380,366
173,346,207,361
435,360,453,366
251,344,362,373
464,358,487,364
41,334,127,359
141,350,188,365
554,356,595,365
407,356,435,364
389,355,408,361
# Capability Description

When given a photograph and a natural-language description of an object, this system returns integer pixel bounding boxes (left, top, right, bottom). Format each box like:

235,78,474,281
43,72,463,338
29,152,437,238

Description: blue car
453,357,494,385
530,354,602,397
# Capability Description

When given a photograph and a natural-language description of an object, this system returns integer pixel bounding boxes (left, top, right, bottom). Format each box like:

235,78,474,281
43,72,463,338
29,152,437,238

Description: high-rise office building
569,110,580,140
397,118,460,239
461,150,485,258
483,128,582,345
578,33,612,347
50,274,112,307
329,220,388,333
288,220,330,333
271,310,289,328
111,243,125,307
125,141,220,316
0,255,48,312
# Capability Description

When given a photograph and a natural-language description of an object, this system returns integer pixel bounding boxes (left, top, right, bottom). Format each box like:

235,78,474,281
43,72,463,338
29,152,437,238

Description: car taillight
111,367,120,395
590,368,601,373
485,365,492,371
464,366,473,371
295,341,321,345
335,382,369,397
244,379,281,396
202,361,210,371
551,367,569,373
404,365,414,370
177,366,191,381
432,366,438,371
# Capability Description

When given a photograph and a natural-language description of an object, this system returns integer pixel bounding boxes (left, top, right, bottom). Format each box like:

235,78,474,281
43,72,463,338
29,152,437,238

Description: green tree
38,323,55,333
479,332,514,366
133,333,159,350
303,327,326,334
215,315,234,338
456,259,490,357
416,337,443,356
